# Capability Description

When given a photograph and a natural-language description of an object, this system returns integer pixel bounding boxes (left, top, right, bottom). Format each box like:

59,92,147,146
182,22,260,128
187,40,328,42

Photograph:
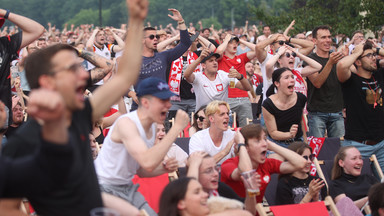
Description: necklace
367,75,378,108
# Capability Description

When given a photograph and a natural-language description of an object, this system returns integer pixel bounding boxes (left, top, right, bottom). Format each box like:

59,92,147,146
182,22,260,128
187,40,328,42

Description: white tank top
94,111,156,185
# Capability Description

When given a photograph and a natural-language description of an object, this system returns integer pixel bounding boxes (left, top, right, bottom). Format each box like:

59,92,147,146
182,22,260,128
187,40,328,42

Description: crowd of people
0,0,384,215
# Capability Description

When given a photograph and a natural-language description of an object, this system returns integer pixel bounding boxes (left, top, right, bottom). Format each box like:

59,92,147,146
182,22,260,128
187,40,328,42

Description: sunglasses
274,40,286,45
285,52,297,58
145,34,160,40
303,154,316,162
197,116,205,121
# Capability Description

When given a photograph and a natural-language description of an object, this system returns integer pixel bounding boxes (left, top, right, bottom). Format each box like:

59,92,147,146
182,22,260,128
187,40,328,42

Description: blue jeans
342,139,384,173
227,97,253,127
308,111,344,138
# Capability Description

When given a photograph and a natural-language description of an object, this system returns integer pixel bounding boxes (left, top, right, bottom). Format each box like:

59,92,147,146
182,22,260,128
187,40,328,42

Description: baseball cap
305,31,312,38
229,36,239,43
201,52,221,63
136,77,176,99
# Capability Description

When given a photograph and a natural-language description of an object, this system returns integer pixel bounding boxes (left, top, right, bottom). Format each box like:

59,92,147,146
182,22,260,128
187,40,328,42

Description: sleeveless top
94,111,156,185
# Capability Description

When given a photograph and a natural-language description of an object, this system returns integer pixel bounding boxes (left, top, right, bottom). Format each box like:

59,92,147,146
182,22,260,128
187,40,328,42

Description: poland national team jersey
191,70,236,111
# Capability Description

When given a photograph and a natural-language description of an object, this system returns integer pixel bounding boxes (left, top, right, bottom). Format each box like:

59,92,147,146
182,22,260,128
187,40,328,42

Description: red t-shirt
221,156,282,203
218,53,250,98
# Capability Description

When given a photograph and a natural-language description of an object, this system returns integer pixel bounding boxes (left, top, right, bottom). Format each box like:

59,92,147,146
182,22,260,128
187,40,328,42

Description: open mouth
288,84,294,91
354,166,362,170
223,121,228,127
160,111,167,119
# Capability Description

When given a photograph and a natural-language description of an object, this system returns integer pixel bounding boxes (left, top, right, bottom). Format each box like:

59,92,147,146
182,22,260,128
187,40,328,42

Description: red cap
0,18,4,28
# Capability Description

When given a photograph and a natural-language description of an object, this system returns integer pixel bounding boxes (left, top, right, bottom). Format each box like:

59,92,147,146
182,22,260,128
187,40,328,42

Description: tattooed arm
79,50,114,84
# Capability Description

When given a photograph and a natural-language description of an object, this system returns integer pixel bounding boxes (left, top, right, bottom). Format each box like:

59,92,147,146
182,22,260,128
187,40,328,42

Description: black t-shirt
304,53,343,113
276,175,327,205
0,32,22,126
342,69,384,141
2,99,103,216
262,92,307,140
179,56,196,100
4,122,23,139
1,140,73,198
330,172,378,201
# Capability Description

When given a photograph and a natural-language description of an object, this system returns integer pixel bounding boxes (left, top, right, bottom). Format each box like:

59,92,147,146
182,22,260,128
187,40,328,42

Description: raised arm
288,46,322,77
215,34,231,56
117,110,189,172
230,68,252,91
307,51,344,88
267,140,306,173
239,39,257,60
184,49,209,83
85,28,98,51
255,34,279,63
157,33,179,52
283,20,295,37
336,43,364,83
90,0,147,122
286,36,315,56
106,28,125,53
186,151,209,178
265,46,287,79
78,50,114,84
0,9,44,49
197,35,215,52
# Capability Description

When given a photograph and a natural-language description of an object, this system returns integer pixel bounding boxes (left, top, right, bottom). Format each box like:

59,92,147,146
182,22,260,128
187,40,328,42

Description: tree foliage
1,0,383,36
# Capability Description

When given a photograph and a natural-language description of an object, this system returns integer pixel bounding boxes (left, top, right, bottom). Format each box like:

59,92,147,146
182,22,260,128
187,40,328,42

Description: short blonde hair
205,100,230,117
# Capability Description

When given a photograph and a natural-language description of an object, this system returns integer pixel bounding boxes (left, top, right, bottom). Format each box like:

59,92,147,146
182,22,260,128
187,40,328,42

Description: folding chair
174,137,190,154
256,196,340,216
263,173,279,206
316,137,341,161
246,118,261,125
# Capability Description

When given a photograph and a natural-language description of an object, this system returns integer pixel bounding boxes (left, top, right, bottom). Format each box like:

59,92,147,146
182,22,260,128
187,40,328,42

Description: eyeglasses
285,52,297,58
360,53,377,59
52,62,84,75
197,116,205,121
303,154,316,162
202,165,221,175
145,34,160,40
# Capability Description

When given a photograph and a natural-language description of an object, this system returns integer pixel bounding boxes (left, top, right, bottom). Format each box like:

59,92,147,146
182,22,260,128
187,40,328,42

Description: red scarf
168,52,202,95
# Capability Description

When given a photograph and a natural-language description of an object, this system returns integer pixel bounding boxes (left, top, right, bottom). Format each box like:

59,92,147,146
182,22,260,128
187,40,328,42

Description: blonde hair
205,100,230,117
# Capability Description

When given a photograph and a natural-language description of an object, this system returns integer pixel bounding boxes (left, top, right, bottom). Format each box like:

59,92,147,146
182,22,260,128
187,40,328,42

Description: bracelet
4,10,10,19
377,47,381,55
237,143,246,153
288,37,292,43
178,20,185,25
237,74,244,81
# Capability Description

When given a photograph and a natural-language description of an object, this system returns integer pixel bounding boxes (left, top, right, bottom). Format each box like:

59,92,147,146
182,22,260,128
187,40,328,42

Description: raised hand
167,8,183,22
27,89,65,123
127,0,149,20
174,109,190,130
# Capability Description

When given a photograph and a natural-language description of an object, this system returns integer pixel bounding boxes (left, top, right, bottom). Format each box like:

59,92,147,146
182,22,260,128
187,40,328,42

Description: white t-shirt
261,53,273,102
191,70,237,111
189,128,235,165
94,111,156,185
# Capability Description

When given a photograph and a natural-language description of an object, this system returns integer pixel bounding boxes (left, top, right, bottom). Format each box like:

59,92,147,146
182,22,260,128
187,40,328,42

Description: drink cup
241,169,260,196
